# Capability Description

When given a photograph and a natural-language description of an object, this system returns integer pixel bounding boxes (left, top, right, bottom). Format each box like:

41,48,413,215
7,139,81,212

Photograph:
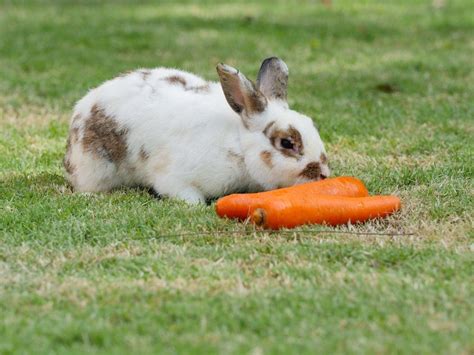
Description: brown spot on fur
70,127,80,143
65,135,71,152
186,83,211,93
63,126,80,175
320,153,328,164
227,150,245,166
63,156,75,175
300,162,321,180
246,89,267,114
164,76,210,94
82,104,129,163
166,75,187,86
72,114,81,125
269,125,303,158
63,135,75,174
263,121,275,136
260,151,273,168
139,146,150,161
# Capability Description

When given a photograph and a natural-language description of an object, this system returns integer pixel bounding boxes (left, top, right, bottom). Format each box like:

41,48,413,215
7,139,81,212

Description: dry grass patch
0,100,68,128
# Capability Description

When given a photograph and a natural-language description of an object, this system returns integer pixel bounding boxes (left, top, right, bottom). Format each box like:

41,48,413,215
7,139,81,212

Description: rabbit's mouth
298,162,330,181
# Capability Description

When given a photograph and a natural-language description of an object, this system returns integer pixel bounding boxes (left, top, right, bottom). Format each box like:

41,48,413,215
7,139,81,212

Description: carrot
216,177,369,220
251,195,401,229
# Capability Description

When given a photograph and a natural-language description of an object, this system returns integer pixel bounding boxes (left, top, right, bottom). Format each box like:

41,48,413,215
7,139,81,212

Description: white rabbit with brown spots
64,57,329,203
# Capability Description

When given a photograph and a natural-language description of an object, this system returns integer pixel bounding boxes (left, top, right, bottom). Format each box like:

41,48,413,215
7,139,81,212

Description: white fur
65,63,329,203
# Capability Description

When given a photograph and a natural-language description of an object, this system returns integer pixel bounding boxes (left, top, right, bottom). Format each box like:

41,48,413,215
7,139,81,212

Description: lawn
0,0,473,353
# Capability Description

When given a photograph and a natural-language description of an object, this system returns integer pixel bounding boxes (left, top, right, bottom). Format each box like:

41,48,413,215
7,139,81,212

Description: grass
0,0,473,353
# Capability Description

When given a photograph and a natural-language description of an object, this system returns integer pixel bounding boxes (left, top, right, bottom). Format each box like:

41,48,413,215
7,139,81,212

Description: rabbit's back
65,68,250,197
74,68,224,127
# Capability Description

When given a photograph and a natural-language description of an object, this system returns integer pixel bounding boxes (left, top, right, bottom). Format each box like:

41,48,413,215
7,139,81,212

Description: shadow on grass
1,171,161,200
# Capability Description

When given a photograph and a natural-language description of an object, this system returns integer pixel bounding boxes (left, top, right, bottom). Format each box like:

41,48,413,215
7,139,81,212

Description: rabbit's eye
281,138,294,150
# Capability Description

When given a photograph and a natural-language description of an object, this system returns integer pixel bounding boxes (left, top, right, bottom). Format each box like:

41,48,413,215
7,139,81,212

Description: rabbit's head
217,57,329,190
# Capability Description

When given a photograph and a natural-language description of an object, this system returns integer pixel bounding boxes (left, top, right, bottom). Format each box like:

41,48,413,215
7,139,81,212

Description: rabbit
63,57,330,204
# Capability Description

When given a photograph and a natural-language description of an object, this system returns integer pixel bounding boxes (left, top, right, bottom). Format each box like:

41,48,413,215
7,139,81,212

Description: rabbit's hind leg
66,150,123,193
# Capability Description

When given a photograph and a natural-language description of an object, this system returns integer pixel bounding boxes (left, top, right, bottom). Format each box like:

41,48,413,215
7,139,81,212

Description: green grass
0,0,473,354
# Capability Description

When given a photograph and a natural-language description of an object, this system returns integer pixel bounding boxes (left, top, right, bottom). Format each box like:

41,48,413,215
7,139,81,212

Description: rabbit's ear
256,57,289,102
217,63,267,116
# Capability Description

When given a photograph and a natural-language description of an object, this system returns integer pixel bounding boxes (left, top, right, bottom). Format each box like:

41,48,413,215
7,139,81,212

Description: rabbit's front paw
175,186,206,204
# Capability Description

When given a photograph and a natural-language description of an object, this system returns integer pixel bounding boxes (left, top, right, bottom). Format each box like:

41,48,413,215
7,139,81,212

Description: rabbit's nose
299,162,322,180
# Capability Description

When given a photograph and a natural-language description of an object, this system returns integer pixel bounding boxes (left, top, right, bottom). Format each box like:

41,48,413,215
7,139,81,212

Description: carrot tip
252,208,266,227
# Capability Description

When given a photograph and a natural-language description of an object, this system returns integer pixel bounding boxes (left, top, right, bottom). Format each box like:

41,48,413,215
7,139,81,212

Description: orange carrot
216,177,369,220
251,195,401,229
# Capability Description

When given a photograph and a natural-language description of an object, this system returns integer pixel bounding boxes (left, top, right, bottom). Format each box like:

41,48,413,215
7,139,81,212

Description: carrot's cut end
252,208,266,227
